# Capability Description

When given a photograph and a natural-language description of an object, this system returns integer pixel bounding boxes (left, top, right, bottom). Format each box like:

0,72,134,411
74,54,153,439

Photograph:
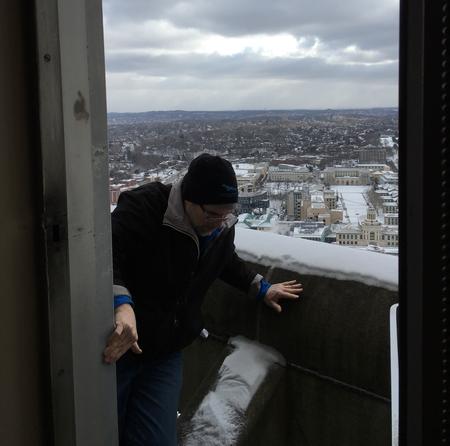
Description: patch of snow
183,336,285,446
330,185,370,224
235,228,398,291
380,136,395,148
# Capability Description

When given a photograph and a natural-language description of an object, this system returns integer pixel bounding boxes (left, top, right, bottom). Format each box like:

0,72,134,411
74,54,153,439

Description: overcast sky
102,0,399,112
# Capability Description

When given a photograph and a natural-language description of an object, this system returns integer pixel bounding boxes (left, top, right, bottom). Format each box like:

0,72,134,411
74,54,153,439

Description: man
104,154,303,446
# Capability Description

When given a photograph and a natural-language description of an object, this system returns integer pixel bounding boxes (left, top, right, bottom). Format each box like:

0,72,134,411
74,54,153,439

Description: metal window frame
399,0,449,444
35,0,118,444
27,0,449,444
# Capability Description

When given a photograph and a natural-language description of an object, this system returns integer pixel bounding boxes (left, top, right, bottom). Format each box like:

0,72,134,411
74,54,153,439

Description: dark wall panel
0,3,49,445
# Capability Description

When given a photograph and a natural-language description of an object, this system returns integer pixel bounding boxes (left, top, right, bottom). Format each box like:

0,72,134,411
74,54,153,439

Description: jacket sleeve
218,227,264,299
111,189,159,296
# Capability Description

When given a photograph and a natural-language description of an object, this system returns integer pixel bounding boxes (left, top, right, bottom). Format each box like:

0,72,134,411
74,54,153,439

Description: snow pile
330,185,370,224
182,336,285,446
380,136,395,147
235,227,398,291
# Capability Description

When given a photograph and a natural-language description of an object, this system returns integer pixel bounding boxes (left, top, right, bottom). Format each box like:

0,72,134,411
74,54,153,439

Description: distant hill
107,108,398,125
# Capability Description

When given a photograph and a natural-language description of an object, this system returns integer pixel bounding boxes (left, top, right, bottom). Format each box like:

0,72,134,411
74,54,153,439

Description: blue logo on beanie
222,184,238,194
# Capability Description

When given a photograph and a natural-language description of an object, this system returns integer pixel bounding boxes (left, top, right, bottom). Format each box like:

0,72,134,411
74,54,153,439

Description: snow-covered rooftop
235,228,398,291
233,163,255,170
292,226,324,238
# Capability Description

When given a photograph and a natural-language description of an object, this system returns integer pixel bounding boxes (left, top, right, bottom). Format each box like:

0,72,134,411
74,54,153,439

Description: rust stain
73,91,90,122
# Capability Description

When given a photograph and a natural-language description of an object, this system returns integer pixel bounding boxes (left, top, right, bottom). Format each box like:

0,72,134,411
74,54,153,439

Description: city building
287,187,343,224
323,167,371,185
238,190,270,214
237,212,278,231
379,171,399,185
356,163,390,171
323,189,338,209
306,193,327,222
384,213,399,225
268,164,313,182
292,221,327,241
286,189,306,220
358,146,387,163
335,207,399,248
383,202,398,214
233,162,268,190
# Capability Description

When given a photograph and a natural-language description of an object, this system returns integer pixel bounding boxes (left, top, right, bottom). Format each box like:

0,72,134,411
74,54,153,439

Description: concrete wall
181,261,398,446
0,4,50,445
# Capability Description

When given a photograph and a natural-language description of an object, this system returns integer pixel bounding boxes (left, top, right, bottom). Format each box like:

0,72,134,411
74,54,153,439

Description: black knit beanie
181,154,238,205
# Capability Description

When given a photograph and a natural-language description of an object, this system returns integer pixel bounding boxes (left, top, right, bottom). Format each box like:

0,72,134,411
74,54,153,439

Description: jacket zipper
162,221,200,260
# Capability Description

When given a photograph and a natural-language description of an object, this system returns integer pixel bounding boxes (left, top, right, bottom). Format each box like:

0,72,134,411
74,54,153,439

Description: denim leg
121,351,183,446
116,352,140,443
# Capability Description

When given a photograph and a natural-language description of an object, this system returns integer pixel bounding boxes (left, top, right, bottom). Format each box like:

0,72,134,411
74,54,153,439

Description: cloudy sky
102,0,399,112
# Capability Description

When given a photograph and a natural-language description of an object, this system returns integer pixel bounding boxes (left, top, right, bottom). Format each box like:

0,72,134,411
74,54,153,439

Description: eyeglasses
199,205,238,225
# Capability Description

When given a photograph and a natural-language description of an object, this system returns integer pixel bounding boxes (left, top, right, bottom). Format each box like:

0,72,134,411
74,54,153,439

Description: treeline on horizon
107,107,398,124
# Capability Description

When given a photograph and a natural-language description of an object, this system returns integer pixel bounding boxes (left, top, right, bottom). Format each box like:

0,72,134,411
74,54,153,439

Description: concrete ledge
245,367,390,446
180,253,397,445
203,266,397,399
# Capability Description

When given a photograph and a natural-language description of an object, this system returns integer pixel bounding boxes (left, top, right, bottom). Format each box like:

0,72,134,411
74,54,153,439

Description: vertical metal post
399,0,424,442
35,0,118,444
390,304,400,446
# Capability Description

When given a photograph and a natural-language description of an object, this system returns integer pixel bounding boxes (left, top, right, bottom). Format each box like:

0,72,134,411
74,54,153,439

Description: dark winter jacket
111,181,263,357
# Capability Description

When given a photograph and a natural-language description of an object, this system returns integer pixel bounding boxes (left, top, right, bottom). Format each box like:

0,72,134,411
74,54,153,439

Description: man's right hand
103,303,142,364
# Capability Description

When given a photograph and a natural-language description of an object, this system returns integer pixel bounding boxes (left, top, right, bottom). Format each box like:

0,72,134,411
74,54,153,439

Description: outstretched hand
103,304,142,364
264,280,303,313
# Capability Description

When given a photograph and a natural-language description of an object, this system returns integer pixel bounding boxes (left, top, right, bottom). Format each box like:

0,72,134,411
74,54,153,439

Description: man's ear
184,200,193,211
184,200,197,220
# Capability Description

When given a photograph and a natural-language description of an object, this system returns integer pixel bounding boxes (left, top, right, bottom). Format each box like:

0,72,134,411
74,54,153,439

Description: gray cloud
102,0,399,111
106,52,397,82
103,0,398,52
106,74,397,111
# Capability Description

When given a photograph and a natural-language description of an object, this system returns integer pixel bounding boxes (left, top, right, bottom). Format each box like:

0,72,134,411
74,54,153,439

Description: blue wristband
114,294,134,309
256,279,271,301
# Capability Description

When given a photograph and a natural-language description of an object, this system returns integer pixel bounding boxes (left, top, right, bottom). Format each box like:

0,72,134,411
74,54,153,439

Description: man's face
185,201,237,236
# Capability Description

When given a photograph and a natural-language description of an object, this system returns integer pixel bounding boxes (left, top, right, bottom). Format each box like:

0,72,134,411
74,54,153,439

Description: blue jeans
116,350,183,446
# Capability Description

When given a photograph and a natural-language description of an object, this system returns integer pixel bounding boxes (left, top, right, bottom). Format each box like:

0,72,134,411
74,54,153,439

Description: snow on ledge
235,228,398,291
182,336,285,446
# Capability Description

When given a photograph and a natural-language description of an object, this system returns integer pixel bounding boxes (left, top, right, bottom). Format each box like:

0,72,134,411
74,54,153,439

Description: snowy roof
335,227,361,233
235,228,398,291
239,190,267,198
233,163,255,170
293,226,324,237
382,227,399,234
235,170,256,176
270,164,309,172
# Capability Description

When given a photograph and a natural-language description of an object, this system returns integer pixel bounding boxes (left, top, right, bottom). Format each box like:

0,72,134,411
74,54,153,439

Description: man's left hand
264,280,303,313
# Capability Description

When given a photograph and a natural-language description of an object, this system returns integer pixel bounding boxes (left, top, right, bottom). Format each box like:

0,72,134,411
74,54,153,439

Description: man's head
181,154,238,235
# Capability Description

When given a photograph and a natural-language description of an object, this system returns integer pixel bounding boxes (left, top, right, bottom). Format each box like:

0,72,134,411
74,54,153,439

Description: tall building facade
268,165,312,182
238,190,269,214
359,147,387,163
323,167,370,185
286,190,304,220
